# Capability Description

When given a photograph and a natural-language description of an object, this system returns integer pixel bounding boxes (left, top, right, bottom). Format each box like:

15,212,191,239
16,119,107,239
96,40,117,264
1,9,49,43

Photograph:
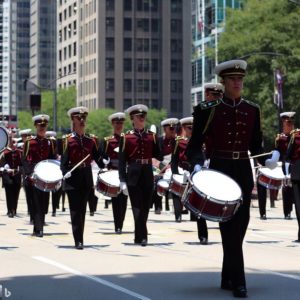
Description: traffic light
30,94,41,111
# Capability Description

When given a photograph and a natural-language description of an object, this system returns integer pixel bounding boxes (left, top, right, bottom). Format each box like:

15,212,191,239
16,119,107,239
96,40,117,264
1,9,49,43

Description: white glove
203,159,210,168
63,171,72,179
265,150,280,170
194,164,202,173
284,174,291,187
285,162,290,176
4,164,10,170
0,167,4,172
120,181,128,196
183,171,190,183
103,157,110,165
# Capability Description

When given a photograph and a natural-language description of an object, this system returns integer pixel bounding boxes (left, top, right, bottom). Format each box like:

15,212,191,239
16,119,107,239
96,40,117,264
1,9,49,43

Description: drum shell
96,175,120,197
156,179,169,197
169,176,186,197
33,177,61,192
257,173,282,190
182,186,241,222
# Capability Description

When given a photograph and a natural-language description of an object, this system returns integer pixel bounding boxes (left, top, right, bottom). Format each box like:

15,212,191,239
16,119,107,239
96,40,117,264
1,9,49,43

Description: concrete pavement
0,187,299,300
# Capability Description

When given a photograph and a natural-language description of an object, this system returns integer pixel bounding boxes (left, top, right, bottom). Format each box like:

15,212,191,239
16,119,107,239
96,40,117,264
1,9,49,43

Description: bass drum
182,169,242,222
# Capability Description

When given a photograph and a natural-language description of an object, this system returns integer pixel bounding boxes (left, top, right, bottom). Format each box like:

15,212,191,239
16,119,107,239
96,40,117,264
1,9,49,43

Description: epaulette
243,99,260,109
198,99,221,110
62,133,72,139
126,130,134,134
290,129,300,136
175,136,185,142
120,133,126,152
86,133,98,139
104,135,114,141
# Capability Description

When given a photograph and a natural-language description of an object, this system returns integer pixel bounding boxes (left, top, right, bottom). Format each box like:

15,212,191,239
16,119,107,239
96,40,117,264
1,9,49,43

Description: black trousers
4,176,21,214
67,187,91,244
151,176,163,210
127,175,153,243
111,192,128,231
219,198,250,288
257,183,276,216
190,213,208,239
51,188,62,214
32,188,50,233
292,181,300,240
24,183,34,221
88,189,98,213
282,185,294,217
172,194,183,220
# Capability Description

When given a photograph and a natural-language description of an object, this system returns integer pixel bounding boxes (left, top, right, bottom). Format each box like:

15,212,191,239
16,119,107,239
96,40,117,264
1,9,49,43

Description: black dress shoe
90,211,94,216
52,212,56,217
115,228,122,234
35,231,43,238
260,215,267,220
75,242,84,250
221,279,232,290
8,212,14,218
141,239,147,247
199,237,208,245
175,216,182,223
233,286,248,298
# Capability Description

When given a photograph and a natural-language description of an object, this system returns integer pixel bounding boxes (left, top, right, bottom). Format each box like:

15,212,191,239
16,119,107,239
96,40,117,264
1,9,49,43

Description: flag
197,2,203,33
274,69,283,109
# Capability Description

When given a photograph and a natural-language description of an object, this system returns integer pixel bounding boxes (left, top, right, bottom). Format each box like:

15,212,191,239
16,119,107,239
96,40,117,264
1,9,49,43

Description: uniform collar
222,96,242,107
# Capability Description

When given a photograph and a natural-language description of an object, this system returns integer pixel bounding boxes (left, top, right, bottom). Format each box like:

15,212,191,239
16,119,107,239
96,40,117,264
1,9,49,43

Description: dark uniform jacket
171,136,190,174
286,129,300,180
119,129,162,186
99,134,120,170
0,146,22,185
60,132,101,190
22,136,56,177
187,97,264,196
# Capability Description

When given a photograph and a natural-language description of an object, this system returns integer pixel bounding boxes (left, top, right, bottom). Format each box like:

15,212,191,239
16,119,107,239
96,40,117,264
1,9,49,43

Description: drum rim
257,169,285,180
0,126,9,151
34,159,63,181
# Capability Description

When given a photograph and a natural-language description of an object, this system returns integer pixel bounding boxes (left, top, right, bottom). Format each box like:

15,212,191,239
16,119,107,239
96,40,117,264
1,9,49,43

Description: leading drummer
99,112,128,234
22,114,56,237
60,106,103,249
186,60,266,298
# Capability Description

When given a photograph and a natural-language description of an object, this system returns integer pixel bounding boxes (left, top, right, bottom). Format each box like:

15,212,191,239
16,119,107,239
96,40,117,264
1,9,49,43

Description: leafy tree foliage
217,0,300,148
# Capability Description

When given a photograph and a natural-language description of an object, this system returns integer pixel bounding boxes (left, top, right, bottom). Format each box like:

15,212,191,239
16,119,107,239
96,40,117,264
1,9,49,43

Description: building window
151,59,158,72
171,39,182,53
152,80,158,92
106,0,114,11
124,0,132,11
171,59,182,73
106,58,114,71
151,0,158,12
124,79,132,92
105,79,114,91
151,39,159,52
105,98,114,108
124,58,132,72
124,38,132,51
136,19,149,32
106,17,114,32
171,0,182,13
124,98,132,109
171,19,182,33
151,19,159,32
106,38,114,51
124,18,132,31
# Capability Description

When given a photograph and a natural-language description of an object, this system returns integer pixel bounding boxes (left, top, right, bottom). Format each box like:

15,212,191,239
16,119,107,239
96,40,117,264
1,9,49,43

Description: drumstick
68,154,90,174
249,151,273,159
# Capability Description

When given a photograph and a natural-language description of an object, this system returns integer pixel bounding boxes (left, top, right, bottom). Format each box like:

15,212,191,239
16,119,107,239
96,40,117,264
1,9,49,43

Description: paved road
0,187,299,300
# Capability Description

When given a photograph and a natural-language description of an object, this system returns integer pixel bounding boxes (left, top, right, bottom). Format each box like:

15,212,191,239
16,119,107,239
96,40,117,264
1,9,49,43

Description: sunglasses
74,115,87,121
36,123,48,127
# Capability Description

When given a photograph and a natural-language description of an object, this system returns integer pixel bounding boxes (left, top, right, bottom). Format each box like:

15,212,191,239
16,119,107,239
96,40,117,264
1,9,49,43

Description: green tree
17,111,35,131
216,0,300,148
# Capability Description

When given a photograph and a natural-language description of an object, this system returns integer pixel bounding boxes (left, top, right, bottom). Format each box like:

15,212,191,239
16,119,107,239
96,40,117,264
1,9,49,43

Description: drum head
259,167,285,180
192,169,241,202
34,160,63,182
98,170,120,186
157,179,169,188
0,126,8,151
173,174,185,184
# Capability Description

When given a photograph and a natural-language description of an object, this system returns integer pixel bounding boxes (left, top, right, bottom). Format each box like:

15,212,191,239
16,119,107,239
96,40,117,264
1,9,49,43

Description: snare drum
182,169,242,222
169,174,187,197
33,160,63,192
96,170,120,197
257,166,285,190
157,179,169,197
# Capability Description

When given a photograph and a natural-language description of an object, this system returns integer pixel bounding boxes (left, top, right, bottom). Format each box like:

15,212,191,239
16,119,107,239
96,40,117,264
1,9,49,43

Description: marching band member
285,126,300,242
170,117,193,223
99,112,128,234
152,118,178,214
119,104,162,246
0,131,22,218
187,60,265,298
22,115,55,237
276,112,296,219
60,106,102,250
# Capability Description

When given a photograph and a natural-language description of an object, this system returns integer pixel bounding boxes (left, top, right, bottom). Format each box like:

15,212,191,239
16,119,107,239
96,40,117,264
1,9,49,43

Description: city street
0,188,299,300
